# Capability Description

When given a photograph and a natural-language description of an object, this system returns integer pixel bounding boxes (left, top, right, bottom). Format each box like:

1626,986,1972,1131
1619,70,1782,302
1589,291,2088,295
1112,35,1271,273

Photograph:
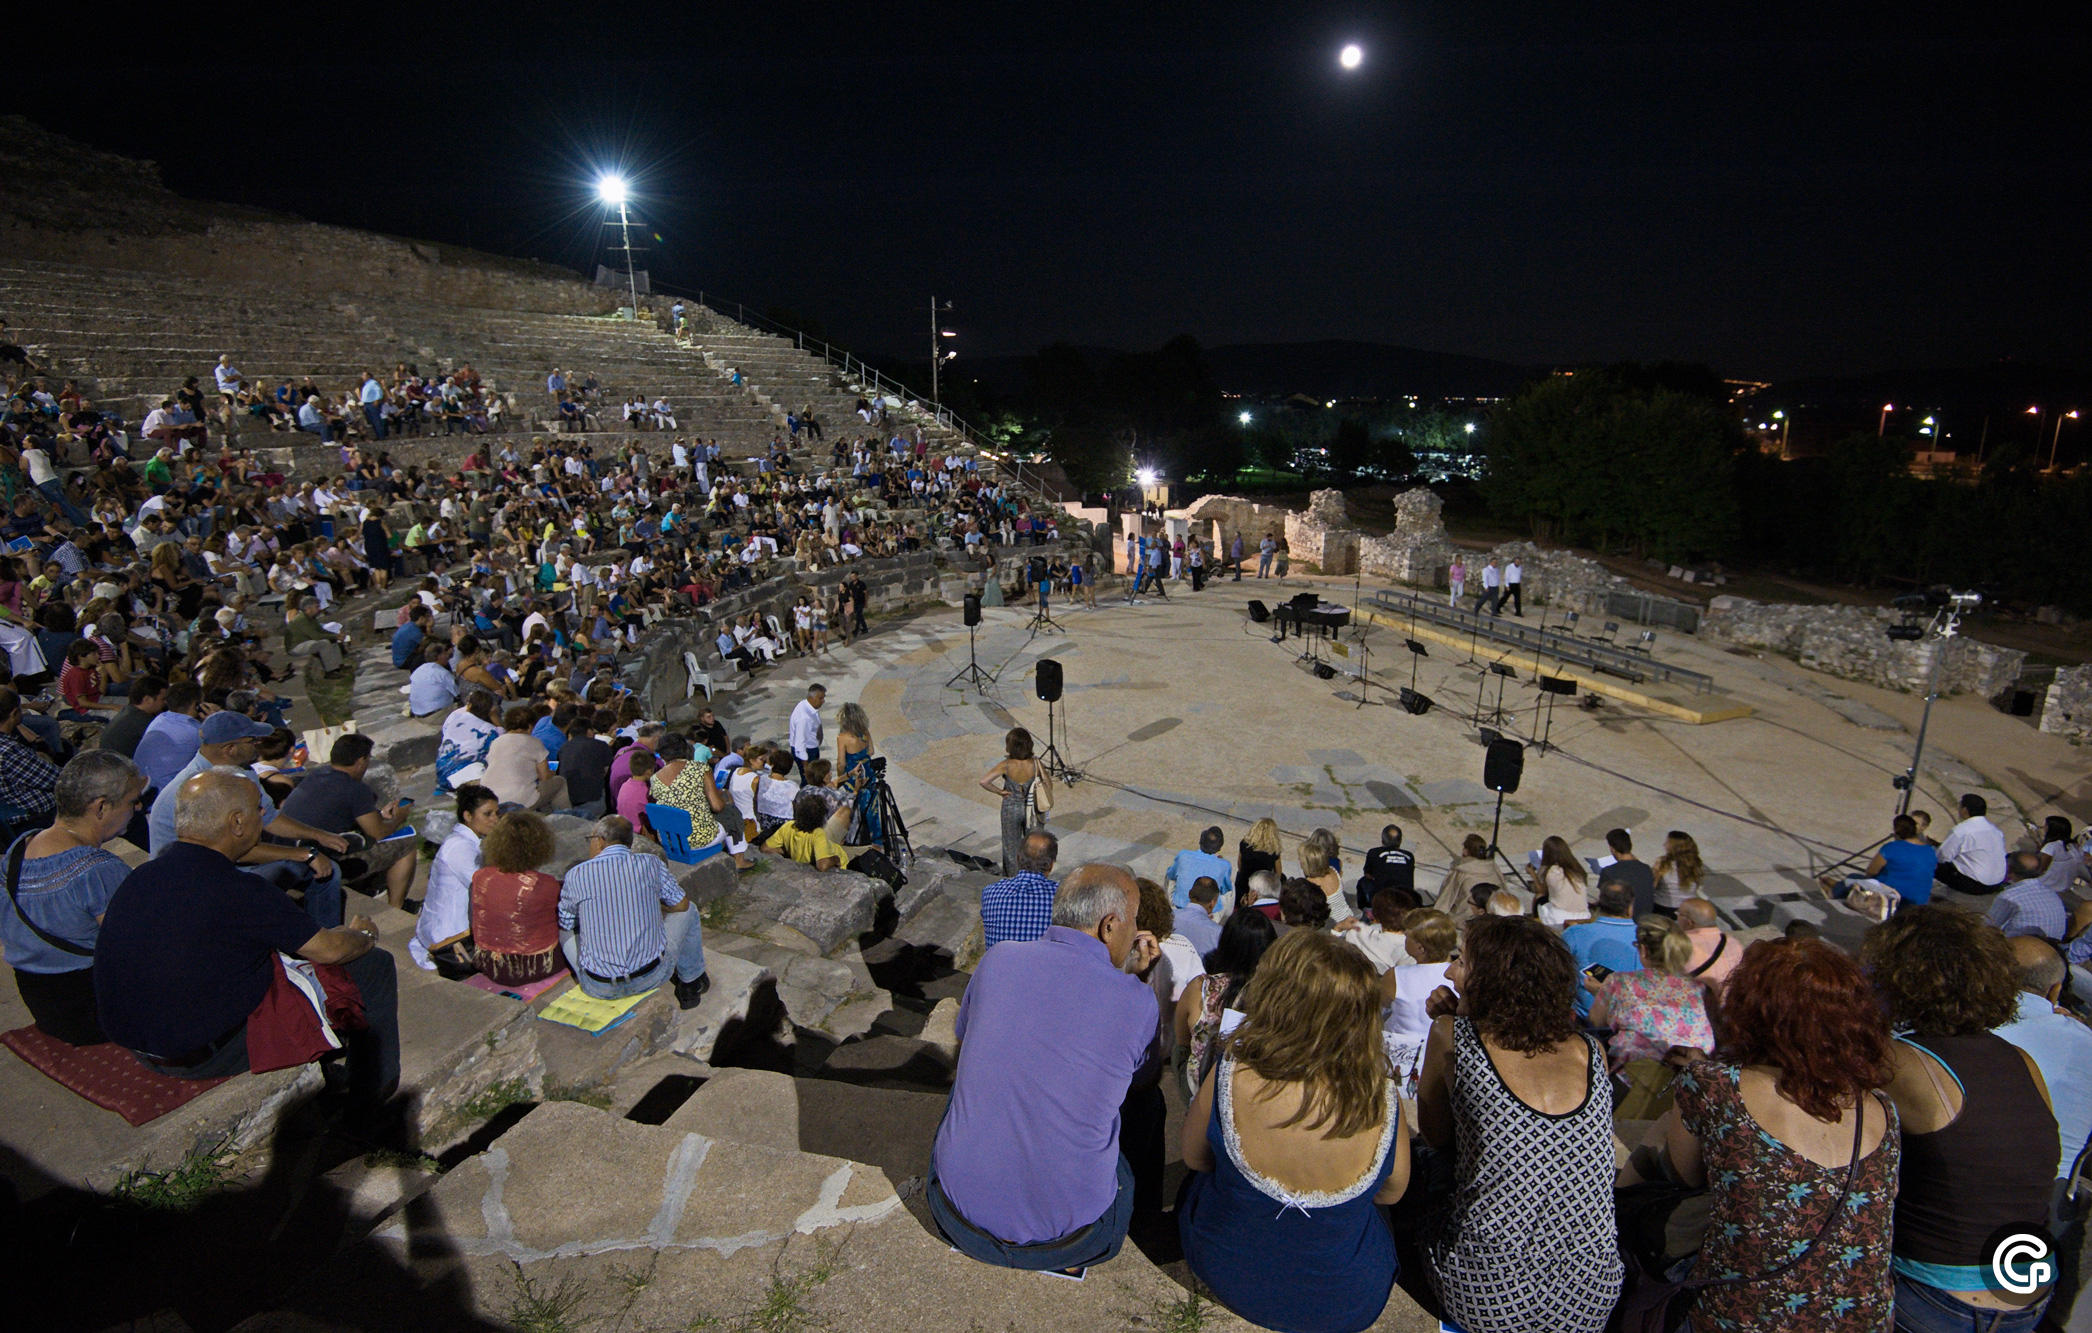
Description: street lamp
1771,409,1790,458
2028,404,2044,448
1238,410,1253,426
1878,403,1894,437
2049,409,2081,471
929,298,956,404
597,174,640,319
1463,422,1477,435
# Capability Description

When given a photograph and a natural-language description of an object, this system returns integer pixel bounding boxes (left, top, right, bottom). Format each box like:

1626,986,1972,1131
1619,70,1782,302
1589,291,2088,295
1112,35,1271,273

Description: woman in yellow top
764,789,847,870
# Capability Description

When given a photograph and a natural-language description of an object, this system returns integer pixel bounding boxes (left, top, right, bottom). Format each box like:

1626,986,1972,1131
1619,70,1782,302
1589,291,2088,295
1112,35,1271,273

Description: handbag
1609,1094,1870,1333
1030,771,1052,815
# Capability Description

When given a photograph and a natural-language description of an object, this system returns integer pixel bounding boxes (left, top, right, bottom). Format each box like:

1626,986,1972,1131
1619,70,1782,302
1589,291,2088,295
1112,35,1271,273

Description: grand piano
1273,592,1351,641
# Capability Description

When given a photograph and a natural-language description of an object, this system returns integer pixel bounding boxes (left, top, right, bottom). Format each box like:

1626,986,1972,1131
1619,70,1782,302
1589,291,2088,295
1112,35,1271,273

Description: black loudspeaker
1247,600,1271,623
1312,662,1337,680
1036,658,1063,703
1399,688,1433,715
1483,738,1525,794
963,594,982,627
1027,555,1049,583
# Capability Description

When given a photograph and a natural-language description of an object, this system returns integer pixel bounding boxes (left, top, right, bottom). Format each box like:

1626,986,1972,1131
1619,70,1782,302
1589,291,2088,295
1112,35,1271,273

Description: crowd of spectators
949,804,2092,1331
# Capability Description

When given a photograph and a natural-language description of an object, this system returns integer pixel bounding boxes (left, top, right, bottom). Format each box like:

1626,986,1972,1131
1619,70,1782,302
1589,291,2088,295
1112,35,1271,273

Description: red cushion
0,1026,230,1127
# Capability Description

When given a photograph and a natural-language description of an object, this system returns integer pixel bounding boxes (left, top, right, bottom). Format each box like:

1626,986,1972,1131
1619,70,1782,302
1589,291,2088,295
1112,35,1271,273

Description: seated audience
1379,908,1458,1094
1596,827,1654,918
1866,905,2059,1328
412,784,498,973
979,830,1060,950
1174,875,1223,956
1355,823,1416,915
1535,833,1591,928
1344,885,1422,972
484,703,567,812
1648,829,1704,917
1987,851,2067,941
1934,792,2007,894
1167,825,1236,912
1416,915,1624,1332
1675,896,1740,994
94,770,400,1127
1621,936,1898,1332
763,789,848,869
1299,832,1351,924
1178,930,1409,1333
1586,914,1715,1069
1236,816,1282,901
1996,936,2092,1200
1561,881,1641,1018
930,864,1160,1274
557,815,708,1008
95,673,168,759
0,752,146,1044
470,810,565,986
1173,908,1277,1099
276,732,415,908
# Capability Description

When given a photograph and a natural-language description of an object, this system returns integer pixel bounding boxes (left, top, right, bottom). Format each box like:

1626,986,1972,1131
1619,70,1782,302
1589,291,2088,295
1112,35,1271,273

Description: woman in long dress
835,702,883,848
977,726,1040,875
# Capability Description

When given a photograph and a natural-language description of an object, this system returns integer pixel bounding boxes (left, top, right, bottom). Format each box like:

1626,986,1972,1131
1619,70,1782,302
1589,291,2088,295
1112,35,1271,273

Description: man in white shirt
213,355,243,397
1478,559,1502,615
1502,559,1524,616
1936,792,2009,894
358,372,386,440
789,684,826,780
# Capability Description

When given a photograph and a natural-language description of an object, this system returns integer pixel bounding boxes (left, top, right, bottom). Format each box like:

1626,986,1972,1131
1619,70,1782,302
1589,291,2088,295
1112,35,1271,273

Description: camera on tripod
865,755,887,779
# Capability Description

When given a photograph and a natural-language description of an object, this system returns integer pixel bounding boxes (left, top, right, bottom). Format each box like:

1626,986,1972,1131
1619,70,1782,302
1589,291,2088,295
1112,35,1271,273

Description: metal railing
1364,587,1716,694
638,287,1060,507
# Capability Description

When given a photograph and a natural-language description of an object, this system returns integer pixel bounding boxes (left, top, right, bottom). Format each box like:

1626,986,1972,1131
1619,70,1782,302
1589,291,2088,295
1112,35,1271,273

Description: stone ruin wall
2040,666,2092,743
1701,596,2028,698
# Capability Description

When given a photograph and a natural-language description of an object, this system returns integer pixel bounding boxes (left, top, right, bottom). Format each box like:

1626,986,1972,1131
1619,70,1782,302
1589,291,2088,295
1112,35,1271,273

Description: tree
1482,368,1743,562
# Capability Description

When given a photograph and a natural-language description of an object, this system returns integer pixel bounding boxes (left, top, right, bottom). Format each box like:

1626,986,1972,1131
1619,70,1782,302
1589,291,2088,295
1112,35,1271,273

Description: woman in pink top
469,811,565,987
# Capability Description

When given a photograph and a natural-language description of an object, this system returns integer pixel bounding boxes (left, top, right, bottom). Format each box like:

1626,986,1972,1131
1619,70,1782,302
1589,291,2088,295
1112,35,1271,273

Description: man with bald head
931,863,1161,1275
94,770,401,1123
1998,936,2092,1187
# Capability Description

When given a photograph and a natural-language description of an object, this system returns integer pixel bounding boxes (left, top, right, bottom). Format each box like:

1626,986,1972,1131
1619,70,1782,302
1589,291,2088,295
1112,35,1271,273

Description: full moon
1339,43,1363,70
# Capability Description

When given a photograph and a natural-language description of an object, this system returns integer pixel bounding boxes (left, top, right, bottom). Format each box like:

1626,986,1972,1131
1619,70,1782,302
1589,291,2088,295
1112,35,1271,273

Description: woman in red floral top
469,810,566,987
1629,937,1899,1332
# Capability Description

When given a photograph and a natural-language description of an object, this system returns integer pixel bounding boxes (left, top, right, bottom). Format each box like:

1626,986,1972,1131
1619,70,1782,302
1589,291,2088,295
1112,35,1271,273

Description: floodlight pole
617,199,640,320
1894,605,1959,818
930,296,941,404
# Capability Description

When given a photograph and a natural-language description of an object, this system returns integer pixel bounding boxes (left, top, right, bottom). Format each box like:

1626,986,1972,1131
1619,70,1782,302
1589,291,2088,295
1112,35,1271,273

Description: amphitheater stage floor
724,572,2092,940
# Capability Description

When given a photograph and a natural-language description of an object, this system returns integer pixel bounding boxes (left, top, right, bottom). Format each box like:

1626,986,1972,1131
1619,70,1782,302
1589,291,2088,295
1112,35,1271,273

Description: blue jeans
560,908,707,1000
1892,1274,2047,1333
362,403,386,439
37,479,87,526
248,859,345,928
928,1152,1133,1272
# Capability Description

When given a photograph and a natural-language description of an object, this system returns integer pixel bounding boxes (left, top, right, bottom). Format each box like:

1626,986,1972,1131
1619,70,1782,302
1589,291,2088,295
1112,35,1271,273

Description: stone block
670,952,783,1063
673,851,740,905
661,1067,799,1150
357,717,440,772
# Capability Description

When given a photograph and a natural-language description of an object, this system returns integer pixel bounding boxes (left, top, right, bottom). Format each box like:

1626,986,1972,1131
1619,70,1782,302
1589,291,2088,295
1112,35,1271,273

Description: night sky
10,6,2087,380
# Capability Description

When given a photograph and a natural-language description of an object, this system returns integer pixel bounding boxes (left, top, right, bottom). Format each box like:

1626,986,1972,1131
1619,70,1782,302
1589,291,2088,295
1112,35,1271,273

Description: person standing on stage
1478,559,1502,615
1502,559,1524,617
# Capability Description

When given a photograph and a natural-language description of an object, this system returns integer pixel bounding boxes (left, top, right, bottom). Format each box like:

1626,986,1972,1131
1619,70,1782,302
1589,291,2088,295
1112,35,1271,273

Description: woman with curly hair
1625,936,1899,1331
1865,906,2058,1331
1178,930,1409,1333
1416,915,1622,1333
468,810,564,987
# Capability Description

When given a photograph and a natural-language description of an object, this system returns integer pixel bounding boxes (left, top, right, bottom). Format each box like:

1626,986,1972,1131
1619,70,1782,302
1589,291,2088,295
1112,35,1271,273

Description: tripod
1349,627,1375,708
865,773,915,866
1039,695,1081,784
1482,661,1517,727
1027,583,1064,634
945,622,997,691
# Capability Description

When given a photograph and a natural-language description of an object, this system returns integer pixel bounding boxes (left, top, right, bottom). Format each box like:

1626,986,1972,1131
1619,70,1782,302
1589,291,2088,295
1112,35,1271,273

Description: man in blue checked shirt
980,831,1060,950
558,815,710,1009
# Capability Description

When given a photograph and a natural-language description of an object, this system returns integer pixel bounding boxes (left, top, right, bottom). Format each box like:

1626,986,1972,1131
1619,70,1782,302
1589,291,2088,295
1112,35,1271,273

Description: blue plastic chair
643,803,724,866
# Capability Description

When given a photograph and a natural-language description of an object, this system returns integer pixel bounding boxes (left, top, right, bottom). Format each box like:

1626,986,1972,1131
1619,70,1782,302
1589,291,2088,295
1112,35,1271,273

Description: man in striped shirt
557,816,710,1009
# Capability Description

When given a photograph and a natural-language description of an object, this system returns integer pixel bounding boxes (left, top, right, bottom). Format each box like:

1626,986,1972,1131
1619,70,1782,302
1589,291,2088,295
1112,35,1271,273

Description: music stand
1484,661,1518,727
1404,639,1428,694
1348,623,1375,708
1534,675,1577,754
1460,605,1485,667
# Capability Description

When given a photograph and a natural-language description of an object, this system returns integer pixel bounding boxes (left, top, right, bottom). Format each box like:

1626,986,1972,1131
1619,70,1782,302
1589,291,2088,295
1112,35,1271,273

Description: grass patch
1120,1281,1218,1333
729,1239,842,1333
455,1076,533,1124
113,1135,240,1211
362,1148,441,1172
700,896,743,932
543,1082,614,1110
502,1264,593,1333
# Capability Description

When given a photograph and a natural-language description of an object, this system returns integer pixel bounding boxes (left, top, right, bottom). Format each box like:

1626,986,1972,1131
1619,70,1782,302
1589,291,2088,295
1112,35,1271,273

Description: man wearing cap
146,710,351,926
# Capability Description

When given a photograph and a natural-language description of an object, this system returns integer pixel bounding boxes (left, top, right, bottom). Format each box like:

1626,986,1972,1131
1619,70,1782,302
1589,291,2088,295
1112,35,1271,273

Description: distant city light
1339,43,1364,70
1464,422,1477,434
596,174,628,205
1135,468,1159,486
1238,410,1253,425
1771,410,1785,419
2027,405,2042,415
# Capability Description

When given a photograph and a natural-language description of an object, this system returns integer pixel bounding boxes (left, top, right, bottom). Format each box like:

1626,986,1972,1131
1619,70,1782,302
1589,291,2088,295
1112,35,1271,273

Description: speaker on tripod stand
1036,658,1078,782
1482,737,1524,857
945,593,996,691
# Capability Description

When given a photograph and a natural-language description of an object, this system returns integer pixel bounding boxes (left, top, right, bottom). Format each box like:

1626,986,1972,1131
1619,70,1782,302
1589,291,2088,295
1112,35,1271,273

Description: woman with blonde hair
835,701,882,846
1535,834,1590,928
1236,817,1282,899
1300,834,1352,924
1178,930,1409,1332
1586,915,1715,1069
1650,829,1704,917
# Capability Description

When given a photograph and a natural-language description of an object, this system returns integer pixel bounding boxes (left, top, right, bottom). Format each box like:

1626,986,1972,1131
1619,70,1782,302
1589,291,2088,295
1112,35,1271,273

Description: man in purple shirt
929,864,1160,1273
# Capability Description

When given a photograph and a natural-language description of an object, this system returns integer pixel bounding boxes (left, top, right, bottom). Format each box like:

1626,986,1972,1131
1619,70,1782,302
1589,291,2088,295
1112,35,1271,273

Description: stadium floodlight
597,174,639,318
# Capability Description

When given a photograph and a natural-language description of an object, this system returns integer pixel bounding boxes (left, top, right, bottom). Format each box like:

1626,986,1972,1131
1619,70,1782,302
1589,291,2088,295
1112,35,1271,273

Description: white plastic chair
683,650,712,701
